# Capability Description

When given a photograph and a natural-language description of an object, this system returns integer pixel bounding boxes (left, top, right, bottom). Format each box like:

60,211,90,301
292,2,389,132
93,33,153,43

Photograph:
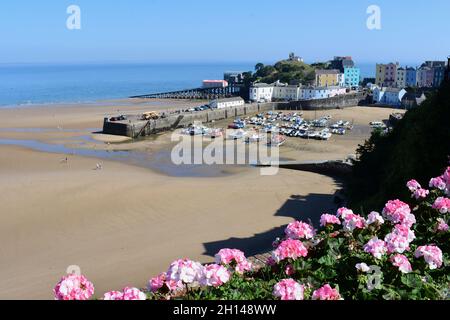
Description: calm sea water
0,63,255,107
0,62,377,107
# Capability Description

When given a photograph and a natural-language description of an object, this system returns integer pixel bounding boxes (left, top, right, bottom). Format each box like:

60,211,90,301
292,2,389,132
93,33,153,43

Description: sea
0,62,377,108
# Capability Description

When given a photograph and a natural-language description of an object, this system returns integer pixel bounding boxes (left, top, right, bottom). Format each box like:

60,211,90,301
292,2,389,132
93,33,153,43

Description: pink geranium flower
432,197,450,214
407,179,421,192
429,177,446,191
103,291,124,300
167,259,203,284
53,274,94,301
390,254,412,274
200,264,230,288
272,239,308,263
436,218,449,232
413,188,430,200
215,249,252,274
312,284,341,300
285,221,315,240
382,200,415,227
364,237,387,259
320,214,341,227
415,245,443,270
104,287,146,300
273,279,304,300
366,211,385,226
342,213,366,232
336,207,354,219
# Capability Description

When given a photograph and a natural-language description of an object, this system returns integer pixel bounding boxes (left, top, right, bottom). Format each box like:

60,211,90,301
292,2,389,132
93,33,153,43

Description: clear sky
1,0,449,64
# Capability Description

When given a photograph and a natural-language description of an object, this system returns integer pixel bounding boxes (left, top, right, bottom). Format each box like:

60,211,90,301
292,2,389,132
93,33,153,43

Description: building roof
316,69,341,75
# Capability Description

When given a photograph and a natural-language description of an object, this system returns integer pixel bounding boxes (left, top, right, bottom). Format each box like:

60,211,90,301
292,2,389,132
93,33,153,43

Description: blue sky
1,0,449,64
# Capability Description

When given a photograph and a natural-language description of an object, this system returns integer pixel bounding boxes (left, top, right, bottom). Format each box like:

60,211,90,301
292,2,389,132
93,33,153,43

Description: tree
255,63,264,72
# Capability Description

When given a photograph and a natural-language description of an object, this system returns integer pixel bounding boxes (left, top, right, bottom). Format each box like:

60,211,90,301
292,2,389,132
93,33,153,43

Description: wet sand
0,101,403,299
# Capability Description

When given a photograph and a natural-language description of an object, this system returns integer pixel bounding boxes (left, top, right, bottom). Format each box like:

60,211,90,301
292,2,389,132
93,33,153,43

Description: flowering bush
53,167,450,300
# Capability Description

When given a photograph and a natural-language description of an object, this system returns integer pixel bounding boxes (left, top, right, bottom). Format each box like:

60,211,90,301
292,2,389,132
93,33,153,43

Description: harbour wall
103,92,369,138
274,92,369,110
103,103,277,138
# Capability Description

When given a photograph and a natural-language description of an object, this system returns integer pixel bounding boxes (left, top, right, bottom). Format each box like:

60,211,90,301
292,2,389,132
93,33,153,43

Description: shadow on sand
203,176,345,258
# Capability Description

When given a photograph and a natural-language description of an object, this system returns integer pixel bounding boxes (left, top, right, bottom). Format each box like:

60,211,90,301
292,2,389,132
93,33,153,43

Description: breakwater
103,92,369,138
103,103,277,138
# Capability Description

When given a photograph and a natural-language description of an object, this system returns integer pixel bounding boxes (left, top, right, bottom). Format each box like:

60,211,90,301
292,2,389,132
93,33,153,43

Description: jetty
130,85,242,100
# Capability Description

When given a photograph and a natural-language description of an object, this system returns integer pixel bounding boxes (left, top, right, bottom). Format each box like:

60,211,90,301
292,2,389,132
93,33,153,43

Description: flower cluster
366,211,384,226
382,200,416,227
214,249,252,274
103,287,146,300
167,259,204,284
272,239,308,263
285,221,315,239
414,245,443,270
390,254,412,274
430,167,450,196
148,272,183,293
363,237,387,259
320,214,341,227
436,218,449,232
336,207,354,219
342,212,366,232
433,197,450,214
312,284,341,300
384,224,416,254
200,264,231,288
273,279,304,300
53,274,95,301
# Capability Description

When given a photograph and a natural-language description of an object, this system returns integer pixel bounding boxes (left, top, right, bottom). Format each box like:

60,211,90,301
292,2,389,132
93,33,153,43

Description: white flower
355,263,370,273
367,211,384,225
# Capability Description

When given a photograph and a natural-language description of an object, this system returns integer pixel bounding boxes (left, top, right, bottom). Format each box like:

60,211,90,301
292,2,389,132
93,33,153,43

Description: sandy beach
0,100,403,299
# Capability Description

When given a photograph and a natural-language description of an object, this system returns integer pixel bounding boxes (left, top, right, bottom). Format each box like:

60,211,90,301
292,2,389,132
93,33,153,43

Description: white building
300,86,347,100
250,82,347,102
372,87,407,107
249,83,274,102
209,97,244,109
272,82,302,101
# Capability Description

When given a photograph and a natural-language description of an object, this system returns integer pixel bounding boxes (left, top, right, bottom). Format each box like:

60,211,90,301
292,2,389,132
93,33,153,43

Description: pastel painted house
315,69,344,87
405,67,417,87
417,67,434,87
376,62,400,87
344,67,361,88
372,87,407,107
396,67,406,88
